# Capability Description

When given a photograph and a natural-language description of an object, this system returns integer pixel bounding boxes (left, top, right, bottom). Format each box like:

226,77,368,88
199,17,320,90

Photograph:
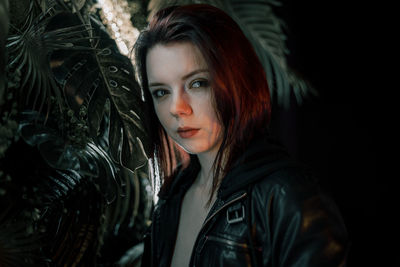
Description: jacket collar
158,135,295,200
218,135,294,199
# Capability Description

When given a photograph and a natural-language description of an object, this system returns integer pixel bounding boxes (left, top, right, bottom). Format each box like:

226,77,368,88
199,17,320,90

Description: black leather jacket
141,136,349,267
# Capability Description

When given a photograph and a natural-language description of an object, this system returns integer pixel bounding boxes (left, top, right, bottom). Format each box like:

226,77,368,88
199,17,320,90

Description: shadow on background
270,1,390,266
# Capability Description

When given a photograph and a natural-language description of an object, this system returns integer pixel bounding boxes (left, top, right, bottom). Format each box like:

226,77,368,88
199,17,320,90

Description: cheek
201,102,223,138
211,120,223,142
203,92,220,125
209,108,224,140
204,101,221,127
154,104,171,130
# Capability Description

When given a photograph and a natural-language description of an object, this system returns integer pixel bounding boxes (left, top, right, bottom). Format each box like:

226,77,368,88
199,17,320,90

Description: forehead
146,42,207,83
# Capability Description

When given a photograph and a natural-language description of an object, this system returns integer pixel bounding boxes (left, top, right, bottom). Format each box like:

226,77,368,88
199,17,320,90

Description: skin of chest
170,179,217,267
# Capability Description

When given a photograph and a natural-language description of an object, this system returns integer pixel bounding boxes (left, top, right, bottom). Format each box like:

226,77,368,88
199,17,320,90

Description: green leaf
95,44,149,171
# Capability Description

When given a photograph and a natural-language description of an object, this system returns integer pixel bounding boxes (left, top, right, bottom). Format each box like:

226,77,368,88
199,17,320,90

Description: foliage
0,0,9,106
1,0,152,265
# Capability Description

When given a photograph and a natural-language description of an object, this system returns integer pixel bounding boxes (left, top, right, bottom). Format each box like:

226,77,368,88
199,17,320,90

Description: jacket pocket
206,235,261,252
194,235,262,266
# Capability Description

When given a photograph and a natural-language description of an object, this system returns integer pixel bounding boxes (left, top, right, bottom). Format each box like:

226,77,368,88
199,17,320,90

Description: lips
177,127,200,138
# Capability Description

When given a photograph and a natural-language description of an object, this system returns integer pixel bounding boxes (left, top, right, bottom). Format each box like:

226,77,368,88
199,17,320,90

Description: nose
170,91,192,117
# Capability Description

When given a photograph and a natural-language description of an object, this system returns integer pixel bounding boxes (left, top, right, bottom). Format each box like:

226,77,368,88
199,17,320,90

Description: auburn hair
134,4,271,203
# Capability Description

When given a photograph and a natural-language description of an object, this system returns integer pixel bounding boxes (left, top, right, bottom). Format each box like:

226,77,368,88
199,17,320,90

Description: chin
179,141,219,156
179,145,205,155
174,140,202,154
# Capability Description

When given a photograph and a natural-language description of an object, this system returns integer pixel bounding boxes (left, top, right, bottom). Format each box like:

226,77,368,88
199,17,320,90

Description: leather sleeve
254,172,349,267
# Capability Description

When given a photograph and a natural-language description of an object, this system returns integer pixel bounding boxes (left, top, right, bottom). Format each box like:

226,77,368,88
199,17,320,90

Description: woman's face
146,42,223,157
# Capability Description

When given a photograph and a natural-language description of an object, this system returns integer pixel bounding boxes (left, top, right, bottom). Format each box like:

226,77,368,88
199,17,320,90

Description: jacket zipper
191,191,248,266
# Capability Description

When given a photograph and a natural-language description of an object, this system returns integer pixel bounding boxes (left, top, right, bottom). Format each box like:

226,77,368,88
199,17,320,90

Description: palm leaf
0,147,105,266
2,1,152,265
96,46,149,171
99,167,153,265
18,110,122,203
45,178,103,266
45,13,151,252
1,114,115,265
0,137,100,266
104,167,142,234
47,12,150,172
6,3,95,112
0,206,45,266
147,0,316,108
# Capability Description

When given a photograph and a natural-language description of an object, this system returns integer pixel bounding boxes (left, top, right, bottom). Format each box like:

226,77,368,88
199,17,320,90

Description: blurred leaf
0,206,45,266
0,0,9,107
117,242,144,266
0,137,107,266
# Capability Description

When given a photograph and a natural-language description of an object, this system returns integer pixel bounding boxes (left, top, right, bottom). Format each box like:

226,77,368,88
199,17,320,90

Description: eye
151,89,168,98
190,79,209,89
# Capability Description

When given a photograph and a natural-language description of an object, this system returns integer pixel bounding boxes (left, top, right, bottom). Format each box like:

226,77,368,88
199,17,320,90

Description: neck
195,152,215,187
195,142,226,189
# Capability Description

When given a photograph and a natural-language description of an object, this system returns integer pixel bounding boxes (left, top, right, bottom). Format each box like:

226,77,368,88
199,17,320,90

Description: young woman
134,4,348,267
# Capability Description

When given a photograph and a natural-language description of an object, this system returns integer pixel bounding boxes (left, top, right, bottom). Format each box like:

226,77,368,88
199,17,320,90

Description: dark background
270,1,390,266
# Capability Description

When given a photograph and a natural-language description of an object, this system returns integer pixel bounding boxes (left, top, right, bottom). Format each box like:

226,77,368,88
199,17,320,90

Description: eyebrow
148,69,209,88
